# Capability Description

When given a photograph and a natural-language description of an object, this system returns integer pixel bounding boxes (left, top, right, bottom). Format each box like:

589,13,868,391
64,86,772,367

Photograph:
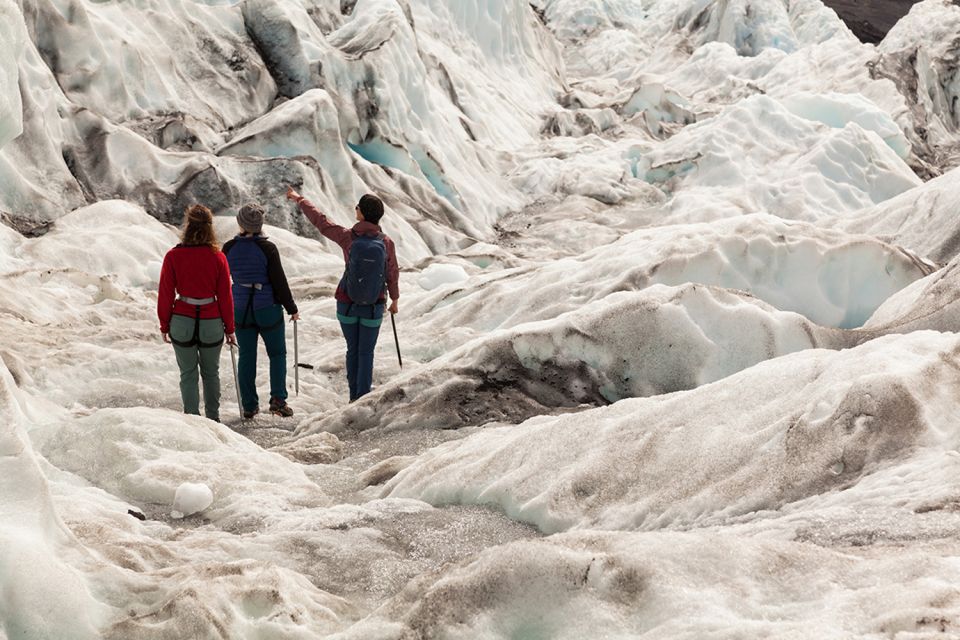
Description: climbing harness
170,296,224,349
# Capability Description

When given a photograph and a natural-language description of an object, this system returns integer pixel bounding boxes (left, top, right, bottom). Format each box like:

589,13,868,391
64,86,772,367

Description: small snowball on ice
171,482,214,519
418,263,469,291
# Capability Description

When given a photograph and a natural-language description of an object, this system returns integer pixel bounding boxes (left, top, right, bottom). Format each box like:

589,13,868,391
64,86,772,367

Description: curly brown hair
181,204,219,250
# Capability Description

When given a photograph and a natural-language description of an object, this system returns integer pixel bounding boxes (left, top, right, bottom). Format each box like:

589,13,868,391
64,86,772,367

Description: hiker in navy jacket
286,187,399,401
222,203,299,418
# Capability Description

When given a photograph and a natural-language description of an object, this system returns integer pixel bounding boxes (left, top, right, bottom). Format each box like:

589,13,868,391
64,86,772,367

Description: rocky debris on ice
873,0,960,174
312,284,849,434
270,432,344,465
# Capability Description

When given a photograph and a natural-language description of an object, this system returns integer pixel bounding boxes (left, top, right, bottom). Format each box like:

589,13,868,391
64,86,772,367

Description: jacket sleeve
299,198,353,251
258,239,298,316
157,251,176,333
385,236,400,301
217,251,236,334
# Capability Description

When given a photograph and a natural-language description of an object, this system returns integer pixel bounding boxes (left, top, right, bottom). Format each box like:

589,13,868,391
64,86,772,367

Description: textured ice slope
0,366,104,640
632,94,921,222
385,331,960,533
866,252,960,333
844,165,960,263
407,214,927,340
339,530,960,639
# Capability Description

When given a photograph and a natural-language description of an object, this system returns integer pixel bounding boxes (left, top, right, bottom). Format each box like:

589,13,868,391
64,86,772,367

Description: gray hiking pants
170,315,224,420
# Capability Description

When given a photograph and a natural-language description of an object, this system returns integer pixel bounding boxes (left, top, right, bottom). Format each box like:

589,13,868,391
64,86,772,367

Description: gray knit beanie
237,203,264,234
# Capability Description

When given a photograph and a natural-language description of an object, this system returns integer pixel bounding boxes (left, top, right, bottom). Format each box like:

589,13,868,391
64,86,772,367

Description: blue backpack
344,232,387,305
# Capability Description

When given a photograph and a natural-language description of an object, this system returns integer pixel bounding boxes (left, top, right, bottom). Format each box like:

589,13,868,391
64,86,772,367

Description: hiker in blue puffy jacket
223,204,299,418
286,187,400,401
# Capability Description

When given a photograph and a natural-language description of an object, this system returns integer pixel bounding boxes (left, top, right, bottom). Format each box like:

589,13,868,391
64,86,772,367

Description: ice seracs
875,0,960,174
631,94,922,222
405,214,927,348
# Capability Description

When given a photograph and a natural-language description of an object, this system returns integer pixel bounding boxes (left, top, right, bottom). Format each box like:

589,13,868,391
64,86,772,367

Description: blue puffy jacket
223,235,298,316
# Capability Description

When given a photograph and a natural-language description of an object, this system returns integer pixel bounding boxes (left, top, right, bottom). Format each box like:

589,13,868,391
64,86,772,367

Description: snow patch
171,482,214,519
418,263,469,291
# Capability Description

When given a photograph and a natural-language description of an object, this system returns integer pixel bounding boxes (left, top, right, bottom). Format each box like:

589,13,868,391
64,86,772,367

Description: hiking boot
242,406,259,420
269,397,293,417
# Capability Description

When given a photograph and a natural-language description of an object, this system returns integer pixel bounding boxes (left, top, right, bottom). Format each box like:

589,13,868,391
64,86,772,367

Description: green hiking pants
170,314,224,420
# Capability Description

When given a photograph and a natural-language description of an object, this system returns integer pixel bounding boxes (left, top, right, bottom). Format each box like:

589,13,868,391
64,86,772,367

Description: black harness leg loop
238,286,257,330
237,284,283,332
170,302,224,349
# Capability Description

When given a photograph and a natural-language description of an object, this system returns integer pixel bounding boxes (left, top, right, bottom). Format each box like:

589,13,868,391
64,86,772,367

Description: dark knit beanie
238,203,264,233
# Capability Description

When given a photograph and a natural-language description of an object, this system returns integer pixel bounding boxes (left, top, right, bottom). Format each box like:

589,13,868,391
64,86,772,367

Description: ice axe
293,318,314,396
229,343,243,419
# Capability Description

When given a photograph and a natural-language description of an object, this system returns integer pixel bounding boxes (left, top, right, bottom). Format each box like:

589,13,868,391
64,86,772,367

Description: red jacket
157,245,236,334
299,199,400,303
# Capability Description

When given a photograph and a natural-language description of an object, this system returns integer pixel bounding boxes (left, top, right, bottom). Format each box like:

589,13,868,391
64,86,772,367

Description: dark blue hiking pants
235,304,287,411
337,301,384,401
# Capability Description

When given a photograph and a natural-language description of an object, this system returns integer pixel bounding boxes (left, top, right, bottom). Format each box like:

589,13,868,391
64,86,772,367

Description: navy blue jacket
223,235,298,316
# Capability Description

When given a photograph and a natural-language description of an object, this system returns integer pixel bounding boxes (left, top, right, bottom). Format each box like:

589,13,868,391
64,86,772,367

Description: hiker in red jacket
286,187,399,401
158,204,237,421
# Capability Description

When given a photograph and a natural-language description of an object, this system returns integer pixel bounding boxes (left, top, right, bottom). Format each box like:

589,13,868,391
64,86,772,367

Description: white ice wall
0,0,25,150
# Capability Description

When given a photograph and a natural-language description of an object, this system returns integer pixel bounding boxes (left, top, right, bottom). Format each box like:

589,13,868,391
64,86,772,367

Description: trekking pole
390,311,403,369
229,343,242,419
292,318,314,396
294,318,299,396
